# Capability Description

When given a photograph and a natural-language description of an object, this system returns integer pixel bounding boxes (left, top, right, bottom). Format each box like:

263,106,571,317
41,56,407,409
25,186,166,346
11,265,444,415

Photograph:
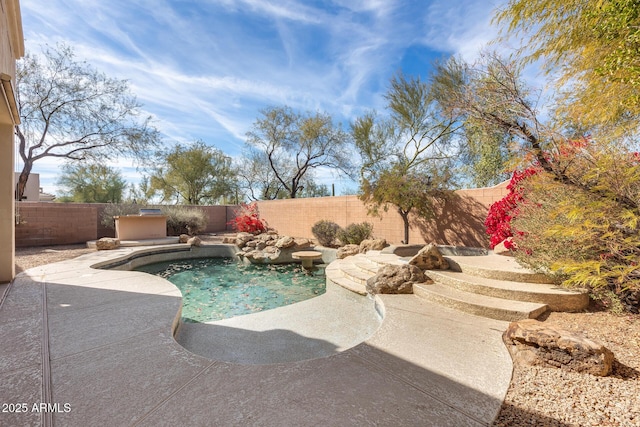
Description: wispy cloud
19,0,506,194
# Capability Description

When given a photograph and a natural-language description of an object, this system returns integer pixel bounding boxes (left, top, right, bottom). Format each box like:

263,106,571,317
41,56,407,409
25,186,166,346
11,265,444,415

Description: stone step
445,254,551,284
325,267,367,295
425,270,589,312
340,265,374,285
366,253,407,267
353,260,380,275
413,283,549,322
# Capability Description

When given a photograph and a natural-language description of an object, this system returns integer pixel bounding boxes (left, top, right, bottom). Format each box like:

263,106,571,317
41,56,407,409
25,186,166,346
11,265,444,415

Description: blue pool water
136,258,325,323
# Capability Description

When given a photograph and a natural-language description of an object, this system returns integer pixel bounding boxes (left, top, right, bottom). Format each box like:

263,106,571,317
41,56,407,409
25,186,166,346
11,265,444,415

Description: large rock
275,236,296,249
262,246,281,260
187,236,202,247
95,237,120,250
502,319,615,376
366,264,426,294
408,244,449,270
336,244,360,259
293,238,312,250
234,232,255,248
359,238,388,253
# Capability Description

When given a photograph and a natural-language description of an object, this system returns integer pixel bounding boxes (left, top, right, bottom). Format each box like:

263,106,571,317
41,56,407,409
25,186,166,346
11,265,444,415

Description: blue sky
19,0,507,196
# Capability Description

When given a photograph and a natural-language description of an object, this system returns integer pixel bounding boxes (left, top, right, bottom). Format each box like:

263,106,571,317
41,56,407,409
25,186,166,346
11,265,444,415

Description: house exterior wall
0,0,24,282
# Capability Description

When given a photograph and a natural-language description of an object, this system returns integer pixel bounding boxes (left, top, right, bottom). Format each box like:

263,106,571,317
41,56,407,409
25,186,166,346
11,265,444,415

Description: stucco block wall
14,203,236,247
256,181,508,248
15,203,98,247
13,181,507,248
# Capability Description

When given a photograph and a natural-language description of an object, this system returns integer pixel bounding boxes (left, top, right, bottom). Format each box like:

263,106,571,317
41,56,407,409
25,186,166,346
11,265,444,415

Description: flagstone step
445,254,551,284
425,269,589,312
325,249,589,321
413,283,549,322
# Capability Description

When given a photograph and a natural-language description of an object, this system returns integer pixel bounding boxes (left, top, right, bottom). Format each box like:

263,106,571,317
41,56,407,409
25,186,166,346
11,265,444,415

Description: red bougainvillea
485,167,538,249
228,202,268,233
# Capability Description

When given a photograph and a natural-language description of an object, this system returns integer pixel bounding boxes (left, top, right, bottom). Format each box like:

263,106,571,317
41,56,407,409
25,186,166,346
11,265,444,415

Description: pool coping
1,244,513,426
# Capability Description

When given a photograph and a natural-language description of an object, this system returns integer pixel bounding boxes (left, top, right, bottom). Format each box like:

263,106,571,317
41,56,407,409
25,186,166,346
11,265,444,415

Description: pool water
136,258,326,323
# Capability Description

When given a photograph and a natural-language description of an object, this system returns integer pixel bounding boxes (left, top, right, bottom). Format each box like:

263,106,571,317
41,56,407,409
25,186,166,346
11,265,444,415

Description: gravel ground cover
12,242,640,426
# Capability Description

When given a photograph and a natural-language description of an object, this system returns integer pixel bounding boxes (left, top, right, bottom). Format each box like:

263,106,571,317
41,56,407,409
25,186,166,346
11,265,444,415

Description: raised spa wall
91,244,338,272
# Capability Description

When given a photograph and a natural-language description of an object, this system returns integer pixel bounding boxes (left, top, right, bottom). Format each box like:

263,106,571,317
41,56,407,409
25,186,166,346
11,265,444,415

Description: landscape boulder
293,238,312,249
366,264,426,294
336,244,360,259
275,236,296,249
95,237,120,251
359,238,388,253
502,319,615,376
408,244,449,270
187,236,202,247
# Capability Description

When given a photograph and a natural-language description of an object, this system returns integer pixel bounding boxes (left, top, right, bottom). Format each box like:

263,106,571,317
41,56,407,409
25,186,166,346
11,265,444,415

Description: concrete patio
0,245,513,426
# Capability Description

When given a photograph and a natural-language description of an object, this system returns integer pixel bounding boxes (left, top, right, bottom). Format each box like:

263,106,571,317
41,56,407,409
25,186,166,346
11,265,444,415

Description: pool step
425,269,589,312
413,283,549,322
326,250,590,321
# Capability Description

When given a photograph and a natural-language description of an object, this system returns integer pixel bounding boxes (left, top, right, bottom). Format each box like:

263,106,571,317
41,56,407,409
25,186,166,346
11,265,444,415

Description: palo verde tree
245,106,353,198
433,52,639,212
353,73,461,244
15,43,160,200
147,140,237,205
494,0,640,132
237,148,288,200
56,161,127,203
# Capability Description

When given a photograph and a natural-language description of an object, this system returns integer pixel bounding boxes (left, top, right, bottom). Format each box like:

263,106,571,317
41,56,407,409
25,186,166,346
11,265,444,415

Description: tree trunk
399,209,410,244
16,161,33,201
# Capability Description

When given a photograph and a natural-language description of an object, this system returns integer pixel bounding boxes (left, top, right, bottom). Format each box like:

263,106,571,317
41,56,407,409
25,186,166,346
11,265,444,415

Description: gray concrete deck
0,245,512,426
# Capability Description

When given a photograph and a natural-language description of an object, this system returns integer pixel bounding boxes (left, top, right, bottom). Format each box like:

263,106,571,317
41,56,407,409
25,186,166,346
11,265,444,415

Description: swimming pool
136,257,326,323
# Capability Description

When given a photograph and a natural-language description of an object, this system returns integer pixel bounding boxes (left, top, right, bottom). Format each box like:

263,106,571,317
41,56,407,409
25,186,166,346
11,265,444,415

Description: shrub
337,222,373,245
161,205,207,236
311,220,342,247
100,203,142,229
484,167,538,249
228,202,267,234
503,139,640,312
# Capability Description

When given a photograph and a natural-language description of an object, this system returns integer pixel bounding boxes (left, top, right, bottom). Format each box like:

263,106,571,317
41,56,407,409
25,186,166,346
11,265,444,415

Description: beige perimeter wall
14,182,508,248
256,181,508,248
15,204,236,247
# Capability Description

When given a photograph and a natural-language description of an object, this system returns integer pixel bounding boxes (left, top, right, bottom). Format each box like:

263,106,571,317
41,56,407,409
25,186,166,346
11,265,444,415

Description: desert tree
245,106,353,198
147,140,237,205
56,161,127,203
15,43,160,200
432,52,639,211
354,73,461,244
494,0,640,133
237,148,288,200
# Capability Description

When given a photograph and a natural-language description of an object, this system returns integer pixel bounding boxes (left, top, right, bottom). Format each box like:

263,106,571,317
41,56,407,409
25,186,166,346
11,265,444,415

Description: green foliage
57,162,127,203
148,140,237,205
354,73,459,243
311,220,342,247
160,205,207,236
510,141,640,312
337,222,373,245
494,0,640,132
459,119,511,187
